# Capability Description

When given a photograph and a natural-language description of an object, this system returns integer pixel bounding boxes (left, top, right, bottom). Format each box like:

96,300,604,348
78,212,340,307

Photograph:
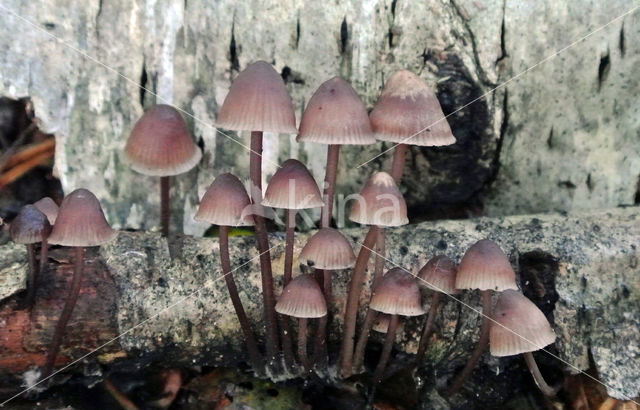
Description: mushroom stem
42,246,86,379
160,176,170,237
249,130,280,365
281,208,296,371
523,351,558,397
390,143,408,182
219,225,264,375
415,292,442,366
372,314,400,384
352,229,386,373
445,290,492,395
298,318,310,374
312,269,330,369
321,144,340,228
39,238,48,276
24,243,37,308
339,225,379,378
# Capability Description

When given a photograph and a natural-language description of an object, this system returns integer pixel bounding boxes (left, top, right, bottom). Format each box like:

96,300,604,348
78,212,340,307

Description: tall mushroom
9,205,51,308
262,159,323,370
33,197,59,276
415,255,459,366
217,61,297,365
124,104,202,237
490,290,558,396
445,239,518,395
275,274,327,375
344,172,408,377
43,188,117,379
194,173,264,375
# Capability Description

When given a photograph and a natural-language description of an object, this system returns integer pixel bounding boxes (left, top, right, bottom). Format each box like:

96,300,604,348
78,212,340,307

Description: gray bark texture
1,207,639,403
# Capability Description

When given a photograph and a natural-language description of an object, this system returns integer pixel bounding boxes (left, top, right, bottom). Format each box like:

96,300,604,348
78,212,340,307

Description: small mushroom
124,104,202,237
490,290,558,396
33,197,59,278
9,205,51,309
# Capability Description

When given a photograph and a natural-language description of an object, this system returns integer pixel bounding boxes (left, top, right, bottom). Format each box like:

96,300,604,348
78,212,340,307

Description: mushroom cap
370,70,456,146
490,290,556,357
216,61,297,133
48,189,117,247
275,274,327,318
33,197,59,225
418,255,459,295
194,173,254,227
297,77,375,145
372,313,405,333
455,239,518,292
299,228,356,270
262,159,323,209
370,267,425,316
125,104,202,176
10,205,51,244
349,172,408,227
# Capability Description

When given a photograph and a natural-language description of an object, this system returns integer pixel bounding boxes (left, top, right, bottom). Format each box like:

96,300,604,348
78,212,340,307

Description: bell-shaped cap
10,205,51,244
216,61,297,133
262,159,323,209
370,267,425,316
349,172,408,227
195,173,254,227
490,290,556,357
125,104,202,176
418,255,459,295
48,189,117,247
370,70,456,146
455,239,518,292
299,228,356,270
33,197,59,225
275,274,327,318
297,77,375,145
372,313,404,333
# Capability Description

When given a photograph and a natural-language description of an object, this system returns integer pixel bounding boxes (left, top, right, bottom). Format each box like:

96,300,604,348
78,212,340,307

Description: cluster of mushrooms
6,61,559,400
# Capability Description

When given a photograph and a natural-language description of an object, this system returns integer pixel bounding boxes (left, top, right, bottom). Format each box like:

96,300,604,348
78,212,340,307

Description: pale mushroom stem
373,314,400,384
24,243,37,308
339,225,379,378
353,229,386,373
445,290,492,395
298,318,310,374
281,208,296,371
219,225,264,375
415,292,442,366
42,246,86,379
160,176,170,237
312,272,329,369
524,351,558,397
249,130,280,365
390,143,408,182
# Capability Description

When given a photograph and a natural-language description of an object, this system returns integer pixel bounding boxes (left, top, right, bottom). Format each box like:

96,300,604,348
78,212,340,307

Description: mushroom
124,104,202,237
445,239,518,395
217,61,297,365
490,290,558,396
344,172,408,377
33,196,59,277
415,255,459,366
9,205,51,308
262,159,323,371
275,274,327,375
195,173,264,375
299,227,356,367
43,188,117,379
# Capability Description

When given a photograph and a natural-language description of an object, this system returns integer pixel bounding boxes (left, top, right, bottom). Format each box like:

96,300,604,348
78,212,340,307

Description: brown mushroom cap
275,274,327,318
490,290,556,357
418,255,459,295
48,189,118,247
33,197,59,225
216,61,297,133
370,267,425,316
349,172,408,227
262,159,323,209
125,104,202,176
372,313,405,333
455,239,518,292
10,205,52,244
194,173,254,227
370,70,456,146
297,77,375,145
299,228,356,270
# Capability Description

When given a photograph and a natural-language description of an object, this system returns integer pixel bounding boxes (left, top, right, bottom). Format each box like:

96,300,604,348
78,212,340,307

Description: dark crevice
391,0,397,17
634,176,640,204
139,62,148,107
295,15,300,49
96,0,103,21
229,21,240,72
281,66,305,85
597,49,610,91
340,17,348,54
490,90,508,182
558,180,577,189
496,0,508,66
388,0,398,48
546,127,554,149
586,173,593,192
619,23,625,57
519,251,559,318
